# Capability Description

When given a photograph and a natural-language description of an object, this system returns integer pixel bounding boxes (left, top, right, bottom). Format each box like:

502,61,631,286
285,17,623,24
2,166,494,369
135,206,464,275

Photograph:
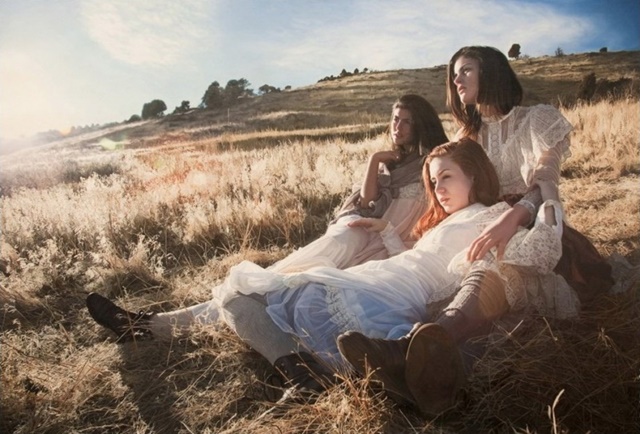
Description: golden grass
1,97,639,433
561,98,640,178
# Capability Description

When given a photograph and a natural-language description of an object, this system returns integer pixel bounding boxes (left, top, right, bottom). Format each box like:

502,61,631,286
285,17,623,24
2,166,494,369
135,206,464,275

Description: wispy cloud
80,0,213,67
269,0,594,73
0,0,612,139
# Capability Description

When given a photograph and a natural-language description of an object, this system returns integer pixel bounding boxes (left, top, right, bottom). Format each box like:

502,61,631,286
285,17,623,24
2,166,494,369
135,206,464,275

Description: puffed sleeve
522,105,572,202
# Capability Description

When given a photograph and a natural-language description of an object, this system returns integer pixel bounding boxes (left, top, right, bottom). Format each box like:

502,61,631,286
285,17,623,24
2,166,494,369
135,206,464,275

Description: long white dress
270,182,426,272
156,172,426,327
214,201,566,367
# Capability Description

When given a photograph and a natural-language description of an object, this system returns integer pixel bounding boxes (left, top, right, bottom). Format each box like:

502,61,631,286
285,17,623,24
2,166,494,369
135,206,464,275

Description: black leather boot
268,352,334,404
86,293,155,342
337,330,414,404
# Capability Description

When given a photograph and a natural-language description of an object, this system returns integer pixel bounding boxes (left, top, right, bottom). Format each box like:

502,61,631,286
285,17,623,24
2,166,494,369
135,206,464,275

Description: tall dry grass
1,99,638,433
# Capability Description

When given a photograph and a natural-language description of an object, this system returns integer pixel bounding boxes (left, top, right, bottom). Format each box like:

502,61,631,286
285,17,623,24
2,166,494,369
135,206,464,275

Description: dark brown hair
446,46,523,138
390,94,449,157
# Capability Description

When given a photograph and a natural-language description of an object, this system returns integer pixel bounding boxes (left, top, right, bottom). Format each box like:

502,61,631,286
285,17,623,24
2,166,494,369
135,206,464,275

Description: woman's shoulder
512,104,573,142
519,104,566,123
515,104,568,125
444,203,491,222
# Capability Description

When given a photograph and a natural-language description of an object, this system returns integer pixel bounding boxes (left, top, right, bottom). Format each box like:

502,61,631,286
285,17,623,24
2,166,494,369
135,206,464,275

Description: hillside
2,50,638,158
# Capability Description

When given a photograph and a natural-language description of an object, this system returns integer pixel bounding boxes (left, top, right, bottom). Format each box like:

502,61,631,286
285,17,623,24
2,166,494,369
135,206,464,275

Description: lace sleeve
528,136,567,202
516,105,571,204
529,105,572,158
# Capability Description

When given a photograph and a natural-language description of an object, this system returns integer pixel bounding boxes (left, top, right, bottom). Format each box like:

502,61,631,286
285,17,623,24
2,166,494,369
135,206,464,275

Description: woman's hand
370,150,402,165
348,218,389,233
466,205,530,262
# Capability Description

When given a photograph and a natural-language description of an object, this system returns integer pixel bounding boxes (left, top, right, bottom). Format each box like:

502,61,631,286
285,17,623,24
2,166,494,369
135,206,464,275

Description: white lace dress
458,105,581,318
214,201,565,366
477,104,572,202
162,170,426,327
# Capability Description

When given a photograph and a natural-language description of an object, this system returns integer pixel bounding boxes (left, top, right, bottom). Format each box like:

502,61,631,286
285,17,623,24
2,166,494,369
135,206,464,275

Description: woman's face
429,156,474,214
391,107,414,147
452,56,480,105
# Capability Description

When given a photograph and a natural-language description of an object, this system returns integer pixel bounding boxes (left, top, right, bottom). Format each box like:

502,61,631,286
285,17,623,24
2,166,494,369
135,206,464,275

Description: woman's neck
479,105,505,119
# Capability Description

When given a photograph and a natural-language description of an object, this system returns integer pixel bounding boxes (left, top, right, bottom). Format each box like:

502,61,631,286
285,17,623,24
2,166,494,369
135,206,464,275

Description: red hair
413,138,500,237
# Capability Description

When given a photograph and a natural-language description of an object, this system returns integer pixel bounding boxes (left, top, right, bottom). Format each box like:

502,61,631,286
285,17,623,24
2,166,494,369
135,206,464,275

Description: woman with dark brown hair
337,46,603,417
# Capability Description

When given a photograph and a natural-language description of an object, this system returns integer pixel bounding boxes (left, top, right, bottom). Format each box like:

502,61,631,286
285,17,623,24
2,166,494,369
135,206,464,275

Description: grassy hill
0,50,639,434
2,50,638,157
93,49,640,146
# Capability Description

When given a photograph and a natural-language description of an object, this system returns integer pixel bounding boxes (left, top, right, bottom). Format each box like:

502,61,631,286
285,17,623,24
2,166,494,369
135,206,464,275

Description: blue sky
1,0,638,140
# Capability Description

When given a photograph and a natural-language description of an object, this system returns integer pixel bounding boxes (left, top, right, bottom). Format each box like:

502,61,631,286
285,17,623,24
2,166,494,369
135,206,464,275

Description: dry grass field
1,51,639,433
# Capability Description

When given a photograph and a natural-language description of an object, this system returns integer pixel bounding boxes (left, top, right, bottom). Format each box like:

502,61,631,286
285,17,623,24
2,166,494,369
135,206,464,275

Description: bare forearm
359,156,381,206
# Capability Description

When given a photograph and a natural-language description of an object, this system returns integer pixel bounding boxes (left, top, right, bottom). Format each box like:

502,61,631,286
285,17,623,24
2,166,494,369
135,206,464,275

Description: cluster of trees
133,78,262,121
318,67,369,83
509,44,610,62
258,84,292,94
201,78,254,109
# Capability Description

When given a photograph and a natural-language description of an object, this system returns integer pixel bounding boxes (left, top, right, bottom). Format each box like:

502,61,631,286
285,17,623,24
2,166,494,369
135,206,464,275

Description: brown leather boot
337,330,414,404
404,323,466,417
438,270,509,343
405,270,508,416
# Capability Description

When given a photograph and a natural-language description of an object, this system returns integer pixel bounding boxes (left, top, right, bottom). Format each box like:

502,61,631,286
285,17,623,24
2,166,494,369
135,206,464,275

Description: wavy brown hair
413,138,500,237
446,46,523,138
389,94,449,159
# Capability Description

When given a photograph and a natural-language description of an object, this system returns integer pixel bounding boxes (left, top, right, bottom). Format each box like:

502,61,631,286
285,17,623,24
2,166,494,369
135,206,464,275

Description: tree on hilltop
224,78,254,105
202,81,224,109
508,44,521,59
141,99,167,119
258,84,280,95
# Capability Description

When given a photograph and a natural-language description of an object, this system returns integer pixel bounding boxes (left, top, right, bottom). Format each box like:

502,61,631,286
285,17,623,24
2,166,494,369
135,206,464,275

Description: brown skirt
554,223,614,304
501,195,614,305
